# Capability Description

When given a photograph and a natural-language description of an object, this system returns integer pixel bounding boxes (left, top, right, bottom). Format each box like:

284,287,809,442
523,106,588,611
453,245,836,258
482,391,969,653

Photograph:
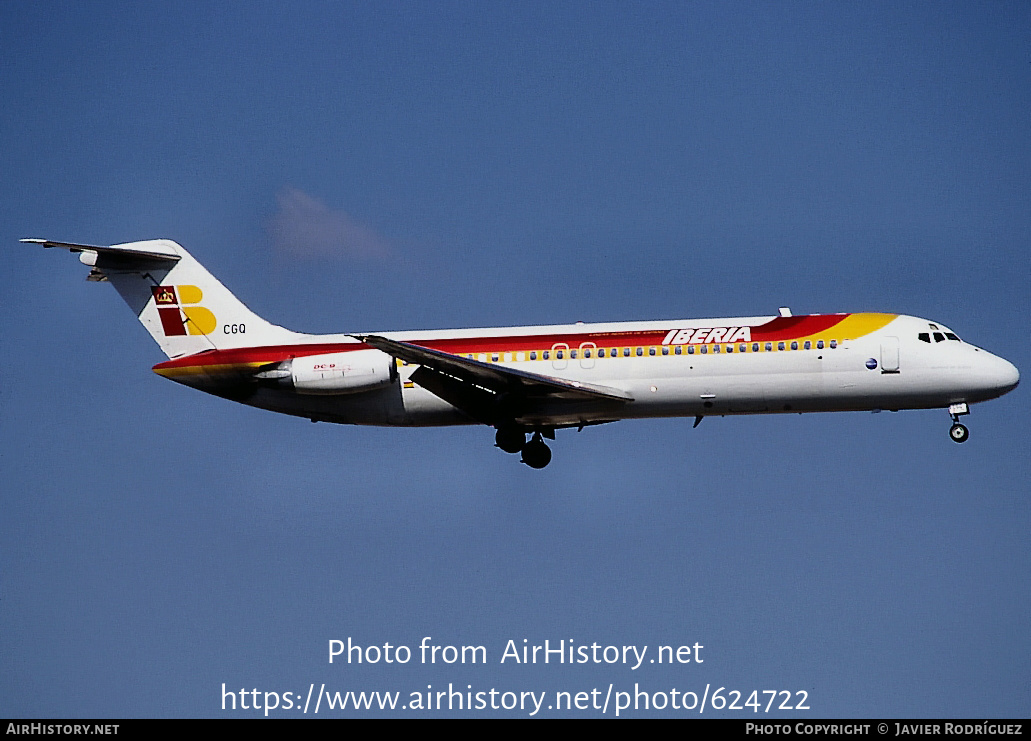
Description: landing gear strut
520,433,552,469
948,403,969,443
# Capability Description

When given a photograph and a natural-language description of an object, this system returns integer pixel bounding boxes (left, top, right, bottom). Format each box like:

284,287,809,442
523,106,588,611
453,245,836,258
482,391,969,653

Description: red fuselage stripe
152,314,854,372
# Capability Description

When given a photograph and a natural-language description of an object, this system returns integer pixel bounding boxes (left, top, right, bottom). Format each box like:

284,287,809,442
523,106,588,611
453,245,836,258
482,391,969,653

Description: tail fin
23,238,299,358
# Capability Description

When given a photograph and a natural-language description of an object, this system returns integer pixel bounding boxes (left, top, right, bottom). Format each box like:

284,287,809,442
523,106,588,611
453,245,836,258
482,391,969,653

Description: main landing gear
494,428,553,468
948,403,969,444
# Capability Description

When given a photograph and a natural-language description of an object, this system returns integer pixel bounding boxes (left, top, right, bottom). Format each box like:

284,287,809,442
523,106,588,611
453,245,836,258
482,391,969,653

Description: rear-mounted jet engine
256,350,396,395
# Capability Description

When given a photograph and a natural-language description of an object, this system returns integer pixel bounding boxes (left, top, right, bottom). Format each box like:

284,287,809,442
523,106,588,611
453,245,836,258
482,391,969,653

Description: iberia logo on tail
151,285,217,336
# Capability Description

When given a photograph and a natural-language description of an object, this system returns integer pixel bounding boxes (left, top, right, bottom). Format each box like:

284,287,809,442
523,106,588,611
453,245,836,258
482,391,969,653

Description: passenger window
804,341,811,350
556,350,564,359
791,341,798,350
740,343,747,353
687,346,695,355
713,344,720,353
829,340,837,349
649,347,656,356
636,347,643,356
570,349,577,359
765,342,772,352
817,340,824,349
933,333,945,343
623,347,630,357
675,346,682,355
726,344,733,353
530,351,537,360
700,345,708,354
662,346,669,355
543,351,550,360
491,353,499,362
583,349,591,358
752,343,759,352
778,342,785,351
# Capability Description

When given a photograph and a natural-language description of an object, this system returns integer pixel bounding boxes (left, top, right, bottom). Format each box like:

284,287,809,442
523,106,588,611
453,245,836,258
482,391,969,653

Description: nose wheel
948,403,969,443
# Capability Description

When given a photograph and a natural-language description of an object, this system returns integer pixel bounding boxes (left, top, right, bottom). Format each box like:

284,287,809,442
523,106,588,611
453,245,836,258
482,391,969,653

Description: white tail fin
24,238,299,358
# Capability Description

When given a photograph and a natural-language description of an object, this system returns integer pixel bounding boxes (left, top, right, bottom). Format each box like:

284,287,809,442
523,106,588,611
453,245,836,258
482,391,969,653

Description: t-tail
21,238,298,359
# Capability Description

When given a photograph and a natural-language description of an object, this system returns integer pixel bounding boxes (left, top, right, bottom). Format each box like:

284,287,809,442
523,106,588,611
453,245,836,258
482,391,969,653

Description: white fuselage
224,313,1018,428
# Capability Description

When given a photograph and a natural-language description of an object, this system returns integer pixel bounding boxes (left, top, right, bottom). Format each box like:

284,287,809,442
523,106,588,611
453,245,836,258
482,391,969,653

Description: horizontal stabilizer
20,238,181,262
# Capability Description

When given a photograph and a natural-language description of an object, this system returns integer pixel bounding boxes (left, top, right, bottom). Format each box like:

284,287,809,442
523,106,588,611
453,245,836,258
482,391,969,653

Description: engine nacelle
263,349,397,395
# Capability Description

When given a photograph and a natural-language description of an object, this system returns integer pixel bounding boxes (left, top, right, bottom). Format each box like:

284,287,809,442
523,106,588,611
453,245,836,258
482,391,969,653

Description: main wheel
520,439,552,469
495,428,526,454
949,423,969,443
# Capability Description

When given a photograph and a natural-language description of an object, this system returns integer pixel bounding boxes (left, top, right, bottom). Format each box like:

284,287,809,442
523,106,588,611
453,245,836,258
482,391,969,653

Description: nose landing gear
948,403,969,443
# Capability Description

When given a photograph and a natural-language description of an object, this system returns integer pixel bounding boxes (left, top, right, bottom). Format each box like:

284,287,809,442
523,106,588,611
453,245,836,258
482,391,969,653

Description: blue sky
2,2,1028,717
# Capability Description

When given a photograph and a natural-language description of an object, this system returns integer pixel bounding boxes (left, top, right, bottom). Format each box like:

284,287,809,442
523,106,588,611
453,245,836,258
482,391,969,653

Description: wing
354,333,633,426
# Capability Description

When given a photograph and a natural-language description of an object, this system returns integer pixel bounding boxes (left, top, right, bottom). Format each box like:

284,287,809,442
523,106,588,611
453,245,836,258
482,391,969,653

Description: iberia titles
661,327,752,345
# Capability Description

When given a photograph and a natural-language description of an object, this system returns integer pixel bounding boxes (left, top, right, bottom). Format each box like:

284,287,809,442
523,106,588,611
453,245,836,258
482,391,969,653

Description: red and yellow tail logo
152,285,217,336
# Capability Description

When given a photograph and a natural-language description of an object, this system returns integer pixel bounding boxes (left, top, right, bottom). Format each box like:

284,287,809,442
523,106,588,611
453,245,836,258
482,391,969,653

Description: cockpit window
918,333,930,343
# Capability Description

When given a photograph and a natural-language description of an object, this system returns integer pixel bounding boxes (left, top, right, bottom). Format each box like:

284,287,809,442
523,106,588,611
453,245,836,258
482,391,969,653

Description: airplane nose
985,353,1019,397
999,357,1020,392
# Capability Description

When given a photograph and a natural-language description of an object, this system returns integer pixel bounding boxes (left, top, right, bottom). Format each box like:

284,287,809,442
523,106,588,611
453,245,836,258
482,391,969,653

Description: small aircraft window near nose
933,332,945,343
945,333,960,341
918,333,930,343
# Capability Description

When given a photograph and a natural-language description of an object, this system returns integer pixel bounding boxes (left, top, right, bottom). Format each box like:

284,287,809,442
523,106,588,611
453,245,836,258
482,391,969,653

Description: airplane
23,238,1020,468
